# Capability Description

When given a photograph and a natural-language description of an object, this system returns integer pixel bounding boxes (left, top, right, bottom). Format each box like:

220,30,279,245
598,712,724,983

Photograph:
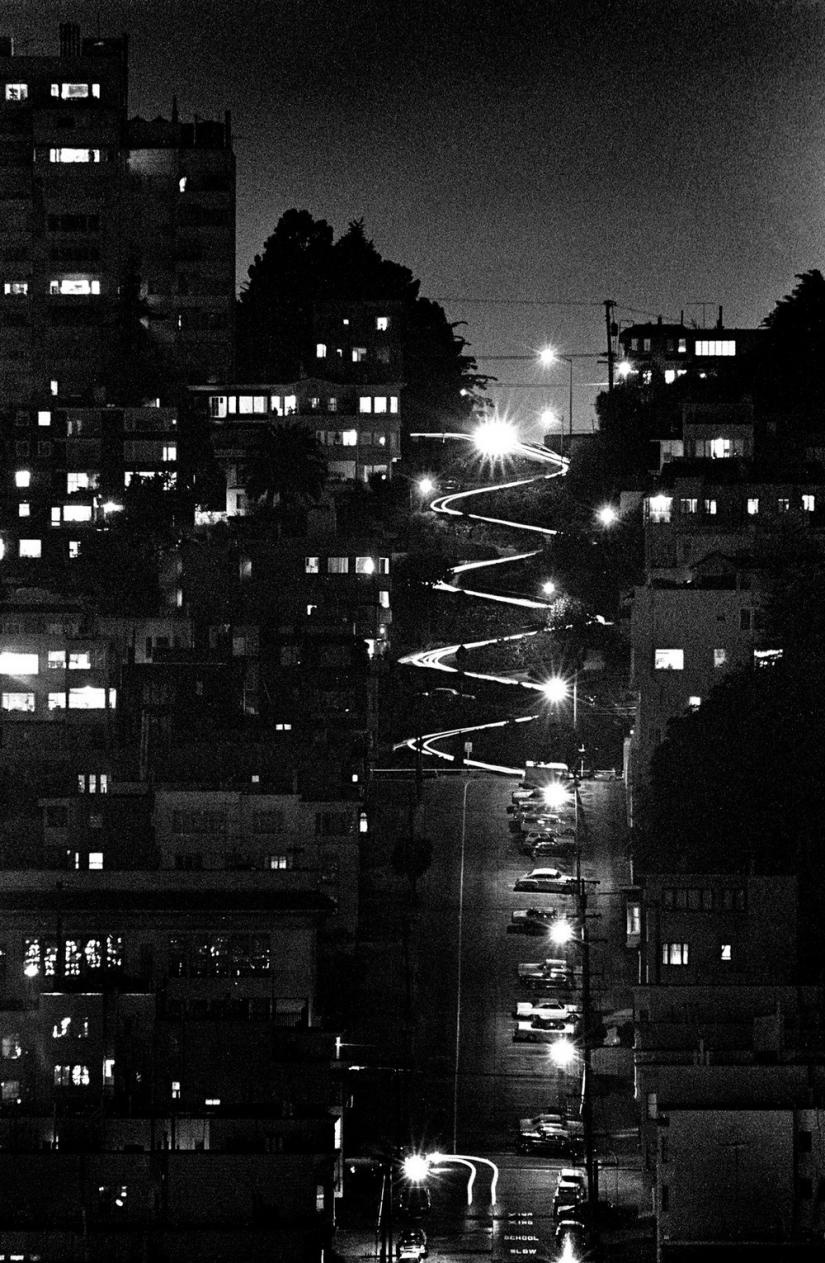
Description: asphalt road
396,772,642,1260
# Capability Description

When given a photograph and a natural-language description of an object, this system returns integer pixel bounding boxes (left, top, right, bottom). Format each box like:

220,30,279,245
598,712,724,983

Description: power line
437,297,604,307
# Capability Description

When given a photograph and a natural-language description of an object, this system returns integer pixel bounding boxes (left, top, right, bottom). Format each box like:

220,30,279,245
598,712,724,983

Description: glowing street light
542,677,568,705
538,347,574,459
417,477,435,495
597,504,618,527
473,418,519,459
541,580,556,597
543,781,572,810
548,1036,578,1068
550,917,575,946
402,1153,431,1183
617,359,635,378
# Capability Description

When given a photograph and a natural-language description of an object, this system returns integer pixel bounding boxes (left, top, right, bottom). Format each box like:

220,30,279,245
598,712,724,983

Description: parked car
517,957,569,977
515,869,577,893
507,909,558,935
396,1186,431,1218
513,1000,578,1020
513,1020,576,1043
512,787,543,803
527,837,577,857
554,1218,589,1256
554,1168,587,1201
519,1125,582,1158
518,970,575,993
396,1227,428,1260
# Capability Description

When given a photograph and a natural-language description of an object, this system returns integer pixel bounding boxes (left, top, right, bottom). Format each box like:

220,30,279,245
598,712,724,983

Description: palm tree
244,422,328,512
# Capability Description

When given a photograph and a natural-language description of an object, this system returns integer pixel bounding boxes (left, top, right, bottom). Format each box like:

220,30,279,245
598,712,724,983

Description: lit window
327,397,338,413
103,1058,115,1086
163,445,177,462
19,539,41,558
48,693,67,710
355,556,375,574
69,541,80,558
274,723,292,731
2,692,35,712
49,279,100,295
18,503,30,518
695,339,736,356
316,343,327,358
49,148,101,163
687,696,701,709
63,504,92,522
209,396,227,418
359,397,372,414
341,430,357,446
172,1080,181,1099
15,470,30,488
747,498,759,515
378,556,390,574
648,495,672,523
713,648,727,668
664,369,676,385
379,589,390,608
390,397,399,413
374,397,388,414
720,943,732,961
661,942,689,965
679,498,697,515
654,649,684,670
376,316,389,331
306,604,317,616
67,472,92,493
359,811,368,833
803,494,815,512
754,648,783,668
352,347,367,362
239,557,252,580
0,652,39,675
3,281,28,296
777,497,790,513
88,852,103,870
68,687,107,709
284,395,297,414
2,1035,22,1059
4,84,28,101
305,556,319,573
327,556,349,574
68,652,91,670
704,499,717,515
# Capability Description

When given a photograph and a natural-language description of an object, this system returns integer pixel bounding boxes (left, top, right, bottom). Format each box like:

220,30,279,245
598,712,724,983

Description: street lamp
542,674,578,732
473,417,519,460
539,348,574,459
541,580,556,597
417,477,435,495
597,504,618,527
548,1036,578,1068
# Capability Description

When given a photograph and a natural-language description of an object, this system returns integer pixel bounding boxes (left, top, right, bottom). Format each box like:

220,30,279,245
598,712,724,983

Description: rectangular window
18,503,30,518
284,395,297,414
720,943,732,961
722,887,746,911
378,557,390,574
4,84,28,101
654,649,684,670
15,470,31,488
359,397,372,413
208,396,227,418
162,444,177,462
777,497,790,513
373,397,388,414
67,472,94,493
355,556,375,574
48,692,67,709
379,589,390,608
626,903,641,937
695,340,736,356
68,687,107,709
0,652,38,675
679,498,697,515
1,1035,21,1060
267,853,293,870
327,396,338,412
316,342,327,358
704,499,717,515
0,1079,20,1101
376,316,389,331
648,495,672,523
713,648,727,668
341,429,357,446
49,148,101,163
305,556,319,573
803,494,815,512
327,556,349,574
352,347,367,362
63,504,92,522
747,498,759,515
19,539,41,558
661,942,689,965
3,281,28,296
390,397,399,413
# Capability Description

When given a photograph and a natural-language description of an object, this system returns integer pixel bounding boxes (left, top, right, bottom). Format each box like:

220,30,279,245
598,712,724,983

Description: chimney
59,23,81,57
171,95,179,124
717,305,723,329
680,310,684,325
224,109,232,147
0,36,13,56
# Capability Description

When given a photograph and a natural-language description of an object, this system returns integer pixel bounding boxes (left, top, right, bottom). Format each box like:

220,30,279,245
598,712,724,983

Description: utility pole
575,790,599,1255
603,299,616,398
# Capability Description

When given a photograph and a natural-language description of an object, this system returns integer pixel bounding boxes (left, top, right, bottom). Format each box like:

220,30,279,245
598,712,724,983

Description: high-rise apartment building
0,24,234,573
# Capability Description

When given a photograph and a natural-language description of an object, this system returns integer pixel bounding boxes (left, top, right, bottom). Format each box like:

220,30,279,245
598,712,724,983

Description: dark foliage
756,269,825,423
236,210,489,429
244,422,328,511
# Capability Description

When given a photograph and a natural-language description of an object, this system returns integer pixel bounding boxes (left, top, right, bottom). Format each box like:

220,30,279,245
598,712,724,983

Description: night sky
5,0,824,433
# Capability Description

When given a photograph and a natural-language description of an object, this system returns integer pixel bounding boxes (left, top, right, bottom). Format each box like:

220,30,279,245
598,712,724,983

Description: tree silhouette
244,421,328,512
236,210,489,429
753,269,825,423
